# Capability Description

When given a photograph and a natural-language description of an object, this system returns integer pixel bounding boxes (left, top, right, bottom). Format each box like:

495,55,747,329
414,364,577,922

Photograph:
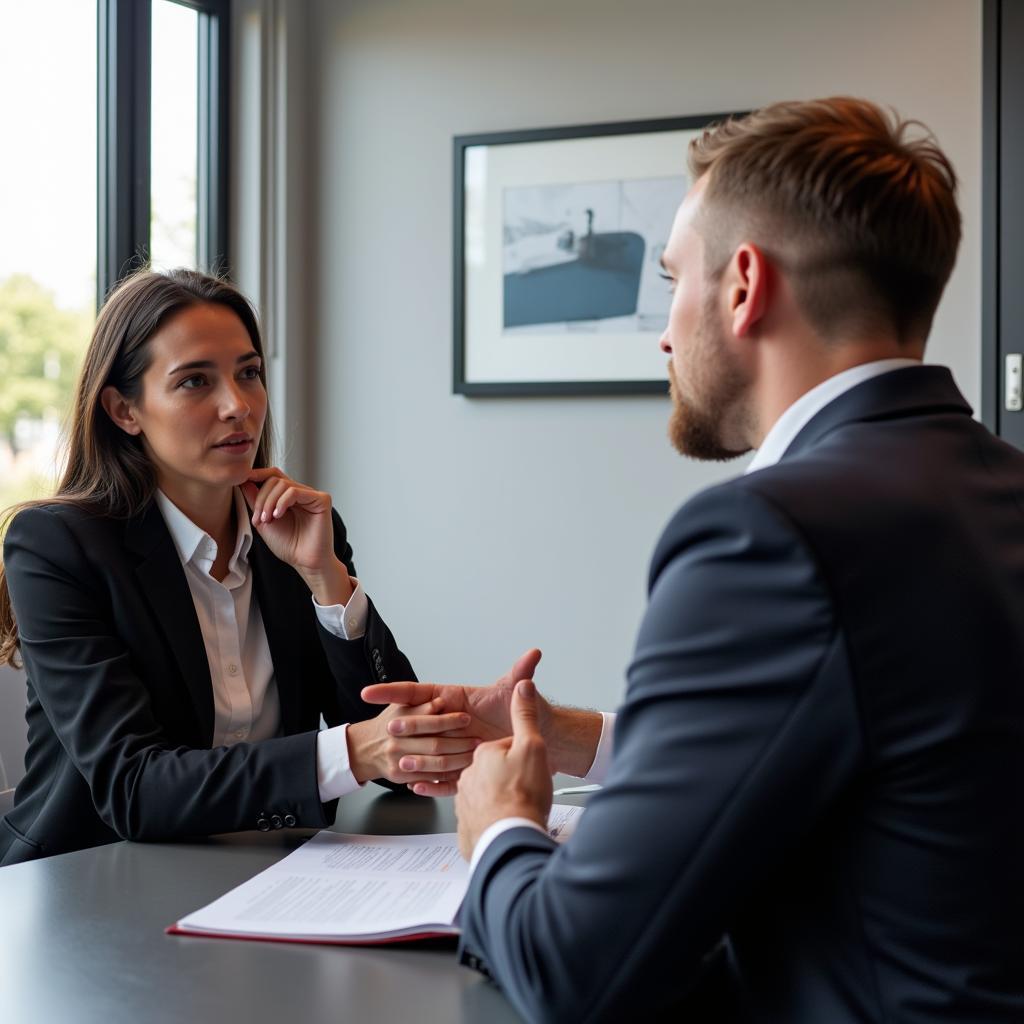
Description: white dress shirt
469,358,922,870
154,488,370,802
745,358,921,474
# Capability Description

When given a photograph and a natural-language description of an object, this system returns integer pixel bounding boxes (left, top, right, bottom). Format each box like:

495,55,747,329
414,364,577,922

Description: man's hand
364,647,542,739
454,679,554,861
361,649,546,795
361,647,604,794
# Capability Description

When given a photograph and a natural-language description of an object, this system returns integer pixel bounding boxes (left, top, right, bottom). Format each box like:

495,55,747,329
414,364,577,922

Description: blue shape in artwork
504,230,645,328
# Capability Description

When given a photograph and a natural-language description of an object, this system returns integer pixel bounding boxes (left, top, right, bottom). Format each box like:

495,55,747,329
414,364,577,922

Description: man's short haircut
688,97,962,343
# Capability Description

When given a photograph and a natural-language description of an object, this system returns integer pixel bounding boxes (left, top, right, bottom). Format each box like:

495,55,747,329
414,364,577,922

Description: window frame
97,0,230,305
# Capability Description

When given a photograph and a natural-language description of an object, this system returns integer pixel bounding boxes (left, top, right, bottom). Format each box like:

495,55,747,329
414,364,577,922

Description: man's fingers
361,682,439,706
510,679,543,743
510,648,542,683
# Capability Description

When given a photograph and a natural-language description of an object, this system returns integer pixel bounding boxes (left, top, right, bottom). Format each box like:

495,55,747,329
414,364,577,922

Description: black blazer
459,366,1024,1023
0,499,414,866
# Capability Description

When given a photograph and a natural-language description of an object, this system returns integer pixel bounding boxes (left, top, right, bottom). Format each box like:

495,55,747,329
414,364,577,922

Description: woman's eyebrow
167,351,260,375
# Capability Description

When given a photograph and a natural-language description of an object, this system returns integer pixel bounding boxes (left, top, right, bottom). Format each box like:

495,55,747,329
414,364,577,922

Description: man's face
659,179,752,461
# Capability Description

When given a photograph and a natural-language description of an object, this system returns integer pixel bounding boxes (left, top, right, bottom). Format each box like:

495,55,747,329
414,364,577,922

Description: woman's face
115,302,267,500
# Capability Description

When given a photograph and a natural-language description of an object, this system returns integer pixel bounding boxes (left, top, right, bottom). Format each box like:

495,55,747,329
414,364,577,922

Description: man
366,98,1024,1021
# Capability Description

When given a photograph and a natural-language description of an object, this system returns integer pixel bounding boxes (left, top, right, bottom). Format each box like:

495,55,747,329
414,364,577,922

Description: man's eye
659,272,675,290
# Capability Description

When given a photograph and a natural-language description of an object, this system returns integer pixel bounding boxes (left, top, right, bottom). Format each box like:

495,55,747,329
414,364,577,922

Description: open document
168,803,584,945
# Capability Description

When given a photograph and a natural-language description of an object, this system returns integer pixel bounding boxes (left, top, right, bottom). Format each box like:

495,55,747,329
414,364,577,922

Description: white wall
307,0,982,711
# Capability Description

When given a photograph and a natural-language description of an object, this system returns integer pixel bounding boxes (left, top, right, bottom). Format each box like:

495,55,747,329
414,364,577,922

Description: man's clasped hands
359,649,595,860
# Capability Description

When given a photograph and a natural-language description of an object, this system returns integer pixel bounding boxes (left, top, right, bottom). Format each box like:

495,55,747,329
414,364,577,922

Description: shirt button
227,663,239,676
347,618,357,630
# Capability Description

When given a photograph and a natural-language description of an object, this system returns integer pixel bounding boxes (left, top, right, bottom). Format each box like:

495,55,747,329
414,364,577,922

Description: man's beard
667,296,752,462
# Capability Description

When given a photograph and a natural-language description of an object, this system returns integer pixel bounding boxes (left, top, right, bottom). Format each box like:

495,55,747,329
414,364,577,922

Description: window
0,0,98,510
99,0,229,299
150,0,200,272
0,0,229,513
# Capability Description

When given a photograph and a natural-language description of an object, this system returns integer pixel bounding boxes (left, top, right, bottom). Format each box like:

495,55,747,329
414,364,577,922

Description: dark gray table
0,785,585,1024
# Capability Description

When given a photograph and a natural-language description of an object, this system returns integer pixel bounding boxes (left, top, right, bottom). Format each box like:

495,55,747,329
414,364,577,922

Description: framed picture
452,112,736,396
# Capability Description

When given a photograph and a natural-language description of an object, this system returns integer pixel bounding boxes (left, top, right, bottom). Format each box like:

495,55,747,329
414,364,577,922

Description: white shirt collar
745,358,922,475
154,488,253,577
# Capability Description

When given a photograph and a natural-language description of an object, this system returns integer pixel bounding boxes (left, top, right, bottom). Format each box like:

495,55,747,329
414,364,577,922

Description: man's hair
688,97,961,343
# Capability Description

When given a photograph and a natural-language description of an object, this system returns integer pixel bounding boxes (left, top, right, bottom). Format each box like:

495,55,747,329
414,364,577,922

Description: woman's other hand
242,467,353,605
346,700,480,786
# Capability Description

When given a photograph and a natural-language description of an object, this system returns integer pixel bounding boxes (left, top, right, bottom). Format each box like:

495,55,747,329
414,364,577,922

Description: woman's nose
220,383,251,420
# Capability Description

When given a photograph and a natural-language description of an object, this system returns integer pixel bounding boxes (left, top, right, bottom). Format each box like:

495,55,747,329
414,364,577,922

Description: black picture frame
452,112,736,397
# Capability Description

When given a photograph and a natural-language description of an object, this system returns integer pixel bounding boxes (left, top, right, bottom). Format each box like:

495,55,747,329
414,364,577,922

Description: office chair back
0,664,28,794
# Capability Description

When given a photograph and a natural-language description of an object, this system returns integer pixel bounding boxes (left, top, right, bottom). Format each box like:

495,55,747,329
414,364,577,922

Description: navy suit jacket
1,501,413,865
459,366,1024,1023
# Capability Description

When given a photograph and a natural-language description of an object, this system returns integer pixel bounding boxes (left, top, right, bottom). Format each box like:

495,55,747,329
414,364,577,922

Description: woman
0,269,475,865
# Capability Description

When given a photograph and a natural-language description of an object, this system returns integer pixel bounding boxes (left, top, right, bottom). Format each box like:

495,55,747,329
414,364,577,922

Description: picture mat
464,129,700,384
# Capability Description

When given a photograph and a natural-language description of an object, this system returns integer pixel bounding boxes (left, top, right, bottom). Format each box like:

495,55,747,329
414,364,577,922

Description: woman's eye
239,365,261,380
179,374,207,390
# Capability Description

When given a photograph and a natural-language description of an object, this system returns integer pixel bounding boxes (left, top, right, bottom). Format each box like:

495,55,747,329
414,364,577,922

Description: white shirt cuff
581,711,616,784
315,724,365,802
313,578,368,640
468,817,548,874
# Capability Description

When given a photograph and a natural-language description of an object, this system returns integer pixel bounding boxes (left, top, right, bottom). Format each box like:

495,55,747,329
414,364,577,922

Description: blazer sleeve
312,508,417,729
457,484,866,1023
4,506,334,841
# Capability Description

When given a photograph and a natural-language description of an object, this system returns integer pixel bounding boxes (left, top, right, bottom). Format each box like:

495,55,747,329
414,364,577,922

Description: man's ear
726,243,769,337
100,386,142,436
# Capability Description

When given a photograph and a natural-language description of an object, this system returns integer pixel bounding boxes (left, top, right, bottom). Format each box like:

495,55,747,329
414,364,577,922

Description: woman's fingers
390,710,469,736
408,780,459,798
246,466,288,483
396,736,479,756
251,476,291,524
250,479,331,524
403,770,461,787
271,485,331,519
398,751,476,774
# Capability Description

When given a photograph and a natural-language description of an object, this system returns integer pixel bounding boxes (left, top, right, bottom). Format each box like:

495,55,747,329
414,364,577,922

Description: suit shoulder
652,478,804,575
4,502,123,558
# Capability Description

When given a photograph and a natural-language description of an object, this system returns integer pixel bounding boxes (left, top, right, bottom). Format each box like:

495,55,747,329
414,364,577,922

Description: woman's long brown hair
0,269,275,666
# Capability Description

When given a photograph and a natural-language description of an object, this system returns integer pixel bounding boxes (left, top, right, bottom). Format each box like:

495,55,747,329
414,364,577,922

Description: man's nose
659,331,672,354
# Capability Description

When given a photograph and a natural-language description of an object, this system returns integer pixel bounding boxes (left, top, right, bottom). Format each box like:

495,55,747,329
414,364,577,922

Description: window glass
0,0,97,511
150,0,199,272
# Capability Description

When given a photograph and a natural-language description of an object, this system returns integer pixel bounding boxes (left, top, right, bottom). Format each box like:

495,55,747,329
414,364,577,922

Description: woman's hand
242,467,353,605
346,700,481,786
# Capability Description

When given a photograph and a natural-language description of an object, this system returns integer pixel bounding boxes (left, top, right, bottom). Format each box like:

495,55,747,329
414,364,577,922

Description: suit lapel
125,502,215,744
249,532,308,737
